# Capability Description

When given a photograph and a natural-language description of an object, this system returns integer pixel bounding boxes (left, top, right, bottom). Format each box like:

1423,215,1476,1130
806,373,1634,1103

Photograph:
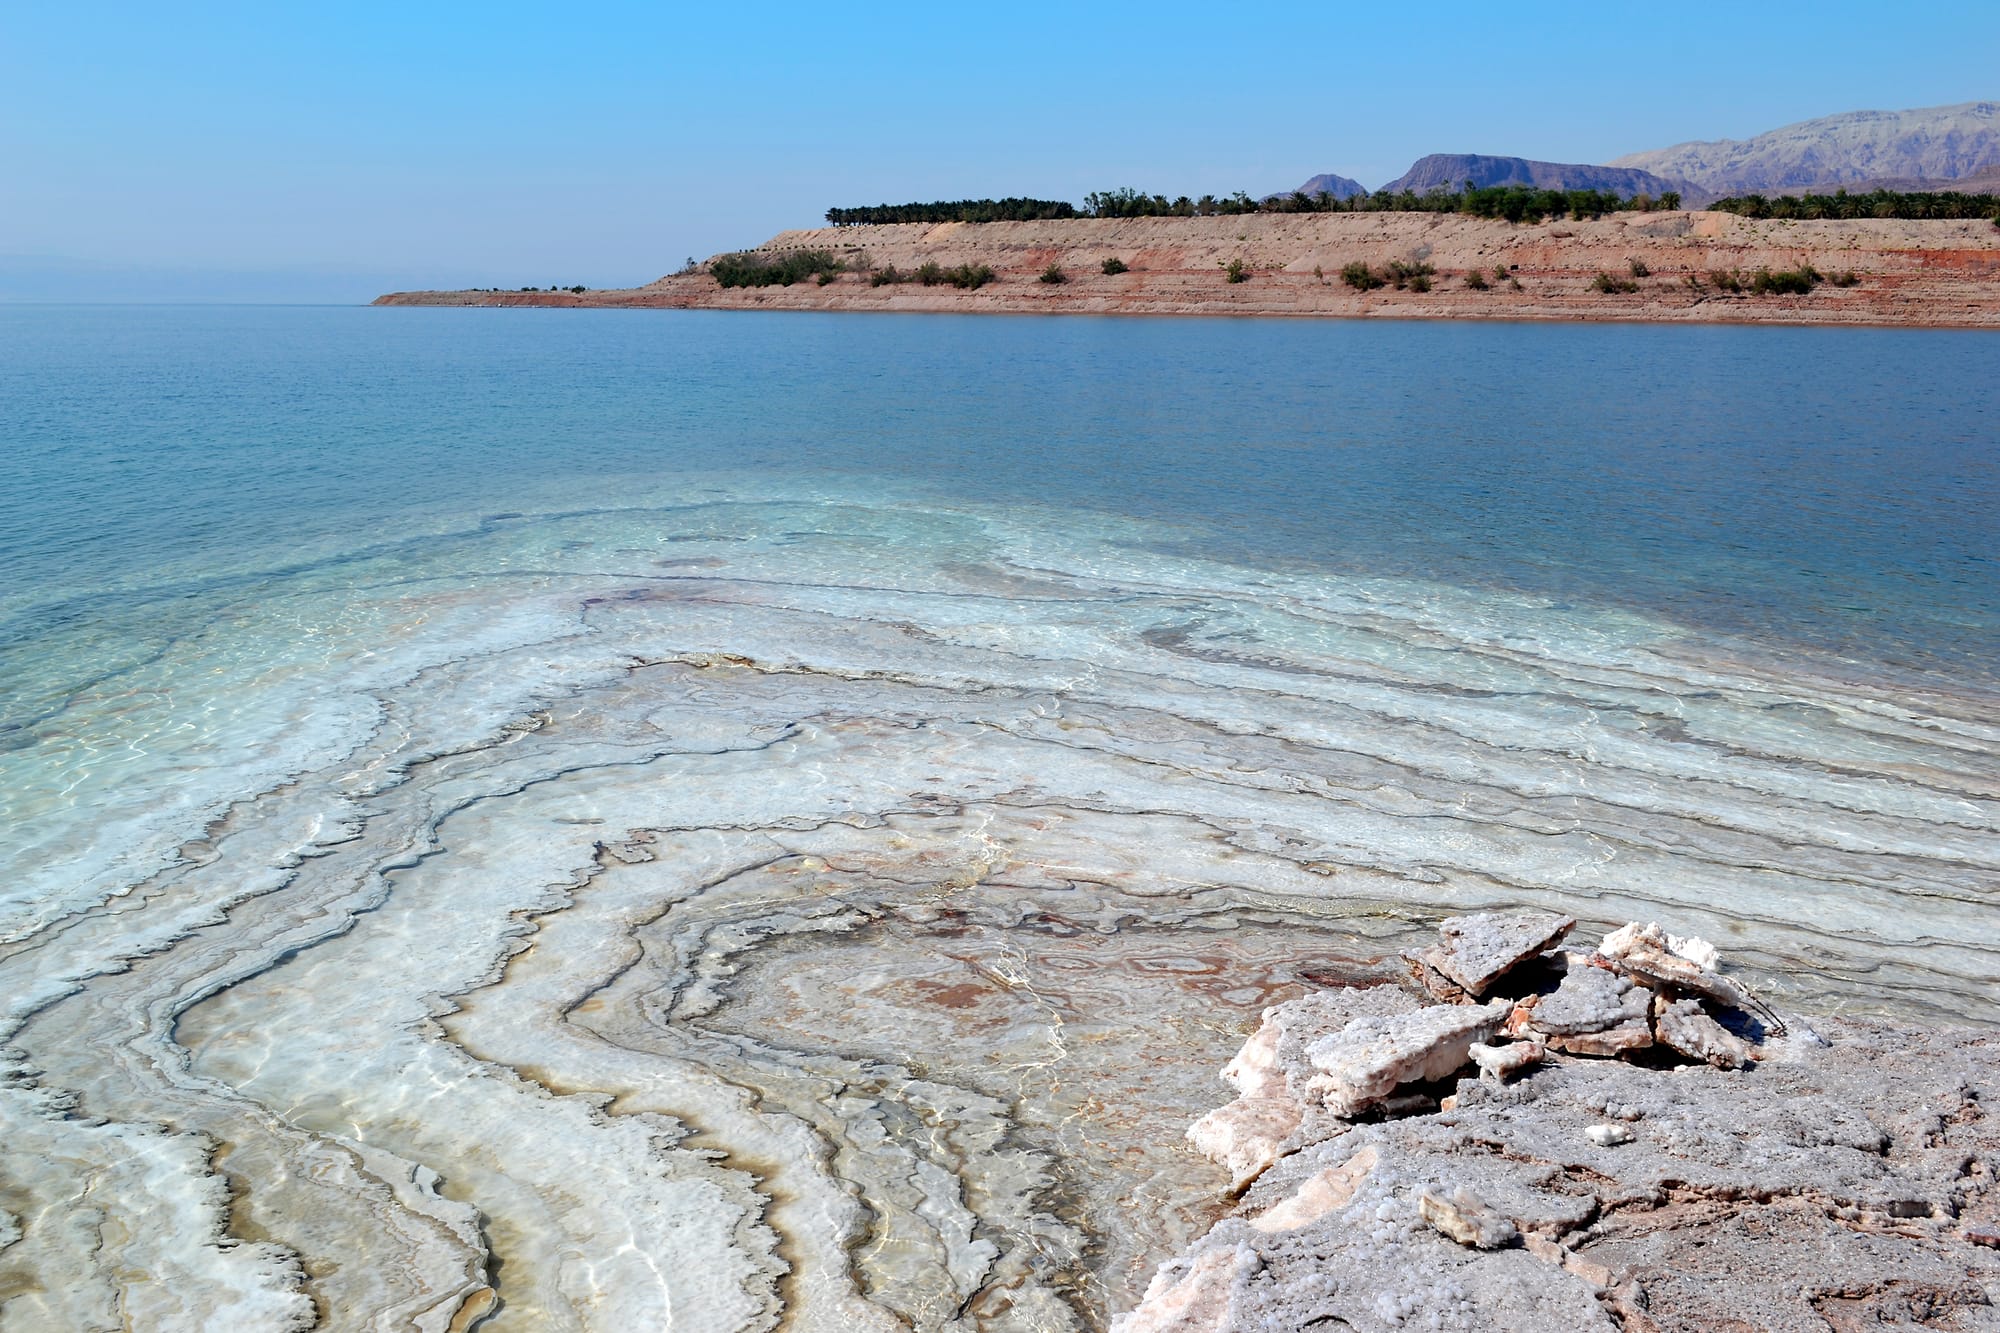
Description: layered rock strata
1140,915,2000,1331
376,213,2000,327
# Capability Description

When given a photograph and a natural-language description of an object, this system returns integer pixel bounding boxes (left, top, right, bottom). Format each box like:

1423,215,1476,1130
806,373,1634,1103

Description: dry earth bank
377,212,2000,326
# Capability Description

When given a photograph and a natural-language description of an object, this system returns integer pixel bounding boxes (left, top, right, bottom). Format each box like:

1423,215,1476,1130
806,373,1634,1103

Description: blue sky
4,1,1996,300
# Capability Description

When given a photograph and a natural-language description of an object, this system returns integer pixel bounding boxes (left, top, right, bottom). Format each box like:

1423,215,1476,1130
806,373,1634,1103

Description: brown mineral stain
909,980,990,1009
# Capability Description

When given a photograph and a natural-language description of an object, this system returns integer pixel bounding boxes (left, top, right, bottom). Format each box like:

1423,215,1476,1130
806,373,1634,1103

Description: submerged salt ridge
1,491,1996,1331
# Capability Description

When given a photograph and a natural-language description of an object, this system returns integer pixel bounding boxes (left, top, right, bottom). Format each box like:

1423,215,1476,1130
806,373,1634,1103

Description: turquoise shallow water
1,305,1997,1329
5,305,1996,685
3,305,1995,926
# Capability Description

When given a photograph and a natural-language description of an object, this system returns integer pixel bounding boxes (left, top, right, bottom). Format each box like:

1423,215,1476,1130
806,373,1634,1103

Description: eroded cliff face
377,212,2000,326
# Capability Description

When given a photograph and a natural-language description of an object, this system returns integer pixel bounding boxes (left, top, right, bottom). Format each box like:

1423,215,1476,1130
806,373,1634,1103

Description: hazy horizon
6,1,1998,302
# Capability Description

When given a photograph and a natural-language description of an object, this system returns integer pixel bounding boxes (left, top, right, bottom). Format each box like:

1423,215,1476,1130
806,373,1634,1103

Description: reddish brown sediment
375,211,2000,326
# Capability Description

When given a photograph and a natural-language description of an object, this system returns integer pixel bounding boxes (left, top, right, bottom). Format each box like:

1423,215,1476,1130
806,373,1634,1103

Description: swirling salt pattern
1,492,1995,1330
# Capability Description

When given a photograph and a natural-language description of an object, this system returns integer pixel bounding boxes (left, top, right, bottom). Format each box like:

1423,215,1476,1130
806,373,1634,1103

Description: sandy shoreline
377,211,2000,327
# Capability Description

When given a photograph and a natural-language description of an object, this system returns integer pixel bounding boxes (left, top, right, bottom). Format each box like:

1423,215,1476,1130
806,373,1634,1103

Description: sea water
1,305,1995,1330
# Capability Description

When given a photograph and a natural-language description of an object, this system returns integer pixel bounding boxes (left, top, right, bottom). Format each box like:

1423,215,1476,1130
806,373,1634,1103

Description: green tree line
1709,188,2000,222
826,185,1682,227
825,198,1081,225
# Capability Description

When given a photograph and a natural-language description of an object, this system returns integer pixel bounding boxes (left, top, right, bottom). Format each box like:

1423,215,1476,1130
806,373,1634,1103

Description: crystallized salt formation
1468,1039,1543,1083
1424,910,1574,996
1125,905,2000,1332
1191,986,1424,1189
1304,1001,1510,1118
6,482,1998,1330
1652,994,1753,1069
1519,956,1646,1036
1418,1187,1520,1249
1599,920,1782,1033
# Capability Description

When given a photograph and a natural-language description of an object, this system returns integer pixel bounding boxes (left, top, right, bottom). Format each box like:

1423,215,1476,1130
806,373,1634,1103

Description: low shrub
1751,264,1820,295
1710,269,1745,293
1222,257,1249,283
711,250,845,288
1384,259,1435,290
916,262,996,289
1341,261,1384,290
1627,258,1650,278
1829,270,1861,287
871,265,907,287
1101,256,1129,275
1039,262,1067,284
1463,269,1489,290
1590,272,1641,294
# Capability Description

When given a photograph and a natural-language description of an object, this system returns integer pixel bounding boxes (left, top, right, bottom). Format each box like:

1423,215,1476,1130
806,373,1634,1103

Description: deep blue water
3,305,1995,685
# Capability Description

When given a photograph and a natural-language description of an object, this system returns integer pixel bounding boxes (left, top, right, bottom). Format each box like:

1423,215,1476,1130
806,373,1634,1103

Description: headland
376,211,2000,326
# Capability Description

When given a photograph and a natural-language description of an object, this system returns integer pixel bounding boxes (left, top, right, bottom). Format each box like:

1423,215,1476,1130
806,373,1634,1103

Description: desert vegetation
1750,265,1822,295
1703,265,1825,296
1340,261,1384,291
1338,259,1436,291
1710,188,2000,222
1083,184,1678,222
825,184,1684,229
915,261,995,290
1101,256,1128,275
826,198,1079,225
711,250,845,288
1039,263,1066,284
1384,259,1435,289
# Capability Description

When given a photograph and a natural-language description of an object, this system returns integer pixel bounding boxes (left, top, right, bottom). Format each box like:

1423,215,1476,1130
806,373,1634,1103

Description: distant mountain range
1375,155,1678,199
1614,102,2000,196
1295,101,2000,205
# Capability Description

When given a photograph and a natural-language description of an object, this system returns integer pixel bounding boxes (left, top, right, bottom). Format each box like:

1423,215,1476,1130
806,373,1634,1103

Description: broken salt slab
1469,1040,1544,1083
1547,1014,1653,1057
1527,958,1649,1036
1427,911,1575,996
1304,1001,1509,1118
1599,921,1779,1033
1653,995,1753,1070
1187,1096,1303,1192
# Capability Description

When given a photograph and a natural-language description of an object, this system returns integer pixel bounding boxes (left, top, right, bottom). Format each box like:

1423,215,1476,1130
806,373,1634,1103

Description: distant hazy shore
376,212,2000,327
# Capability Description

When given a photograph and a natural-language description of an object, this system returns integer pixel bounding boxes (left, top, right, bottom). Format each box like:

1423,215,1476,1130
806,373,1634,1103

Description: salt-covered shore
376,212,2000,327
1127,913,2000,1330
3,492,1996,1329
